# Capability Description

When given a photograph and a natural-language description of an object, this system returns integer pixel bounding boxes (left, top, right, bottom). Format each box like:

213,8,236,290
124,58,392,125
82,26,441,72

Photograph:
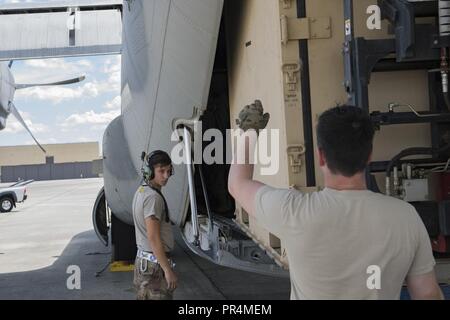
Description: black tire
0,197,14,213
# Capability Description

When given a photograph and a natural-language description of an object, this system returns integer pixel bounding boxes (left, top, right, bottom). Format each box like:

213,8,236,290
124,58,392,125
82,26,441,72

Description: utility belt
137,249,175,273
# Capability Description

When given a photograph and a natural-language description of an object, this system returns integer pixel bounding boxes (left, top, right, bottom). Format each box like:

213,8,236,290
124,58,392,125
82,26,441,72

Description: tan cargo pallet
234,207,289,270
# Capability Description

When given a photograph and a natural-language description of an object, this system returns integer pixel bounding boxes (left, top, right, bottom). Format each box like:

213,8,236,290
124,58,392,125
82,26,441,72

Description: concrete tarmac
0,178,290,300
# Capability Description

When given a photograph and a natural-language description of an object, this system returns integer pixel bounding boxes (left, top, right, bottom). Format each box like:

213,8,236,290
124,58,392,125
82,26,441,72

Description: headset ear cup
147,151,160,181
150,165,155,180
144,154,153,181
148,160,155,180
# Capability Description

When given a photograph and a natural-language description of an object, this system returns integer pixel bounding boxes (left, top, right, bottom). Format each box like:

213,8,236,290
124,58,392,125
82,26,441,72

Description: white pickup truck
0,180,32,213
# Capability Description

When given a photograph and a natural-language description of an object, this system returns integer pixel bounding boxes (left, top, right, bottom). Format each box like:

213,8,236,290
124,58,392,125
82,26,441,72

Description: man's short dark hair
149,151,172,169
317,105,375,177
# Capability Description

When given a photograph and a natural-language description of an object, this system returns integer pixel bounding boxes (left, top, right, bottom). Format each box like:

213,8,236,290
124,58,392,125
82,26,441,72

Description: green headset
141,150,174,181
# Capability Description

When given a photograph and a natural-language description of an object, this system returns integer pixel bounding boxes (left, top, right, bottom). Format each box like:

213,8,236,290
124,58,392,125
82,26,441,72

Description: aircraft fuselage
0,62,16,130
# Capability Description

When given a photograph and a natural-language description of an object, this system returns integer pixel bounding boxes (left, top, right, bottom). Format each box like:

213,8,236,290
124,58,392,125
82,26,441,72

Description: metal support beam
343,0,356,106
379,0,416,60
297,0,316,187
183,127,200,246
371,111,450,126
0,45,121,61
0,2,122,60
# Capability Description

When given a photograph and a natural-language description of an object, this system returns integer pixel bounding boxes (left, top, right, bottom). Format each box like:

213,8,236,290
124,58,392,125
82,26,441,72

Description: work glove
235,100,270,133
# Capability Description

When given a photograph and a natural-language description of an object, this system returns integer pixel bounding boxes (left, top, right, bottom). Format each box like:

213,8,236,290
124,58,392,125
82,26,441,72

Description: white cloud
13,56,121,103
61,110,120,128
3,111,48,134
104,95,121,110
24,59,93,71
103,56,121,92
103,56,121,74
17,81,100,104
14,58,92,85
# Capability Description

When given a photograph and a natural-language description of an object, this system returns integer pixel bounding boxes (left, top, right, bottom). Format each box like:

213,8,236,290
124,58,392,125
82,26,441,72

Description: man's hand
236,100,270,132
164,268,178,291
229,100,269,217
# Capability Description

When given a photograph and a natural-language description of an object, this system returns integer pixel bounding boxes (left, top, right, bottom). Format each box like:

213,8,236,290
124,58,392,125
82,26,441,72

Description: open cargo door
102,0,288,276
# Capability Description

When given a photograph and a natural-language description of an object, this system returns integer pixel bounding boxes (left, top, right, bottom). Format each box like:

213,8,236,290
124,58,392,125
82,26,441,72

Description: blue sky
0,0,121,153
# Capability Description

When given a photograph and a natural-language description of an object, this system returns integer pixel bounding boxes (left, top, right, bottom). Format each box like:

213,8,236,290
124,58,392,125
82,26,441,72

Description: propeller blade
9,102,46,153
8,61,13,68
15,75,86,89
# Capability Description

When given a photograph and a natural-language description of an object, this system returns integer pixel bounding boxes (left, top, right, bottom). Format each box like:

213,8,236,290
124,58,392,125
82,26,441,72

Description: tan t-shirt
132,185,174,253
255,186,436,300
